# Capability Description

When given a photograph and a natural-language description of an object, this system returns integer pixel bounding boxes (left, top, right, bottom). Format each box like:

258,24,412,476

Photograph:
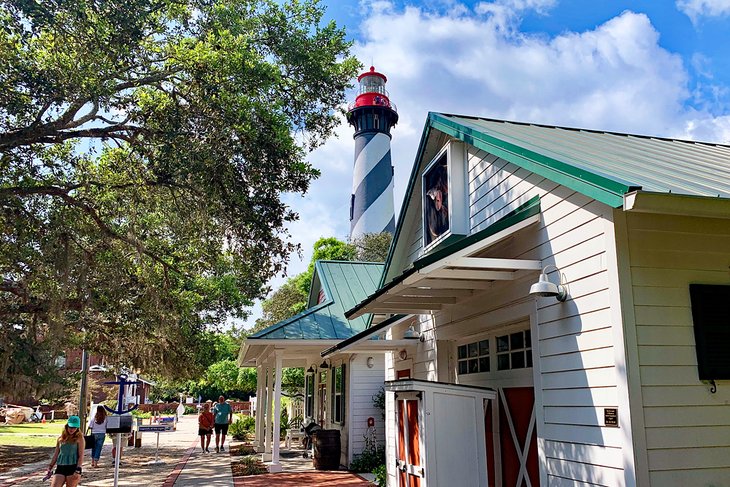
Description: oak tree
0,0,359,396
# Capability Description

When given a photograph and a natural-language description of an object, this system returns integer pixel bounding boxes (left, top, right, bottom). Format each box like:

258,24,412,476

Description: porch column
255,362,265,452
263,357,275,461
268,350,283,472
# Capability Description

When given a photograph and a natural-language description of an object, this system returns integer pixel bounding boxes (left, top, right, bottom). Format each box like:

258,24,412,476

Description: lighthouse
347,66,398,240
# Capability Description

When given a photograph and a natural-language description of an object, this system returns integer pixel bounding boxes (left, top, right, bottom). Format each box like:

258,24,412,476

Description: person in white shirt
87,406,108,468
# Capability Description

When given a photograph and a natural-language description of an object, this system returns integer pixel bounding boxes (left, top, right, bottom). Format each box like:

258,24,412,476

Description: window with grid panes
304,374,314,417
457,339,490,375
330,364,345,424
496,329,532,371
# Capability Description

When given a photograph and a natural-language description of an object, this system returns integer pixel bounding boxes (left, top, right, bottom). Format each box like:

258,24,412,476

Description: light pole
78,349,90,428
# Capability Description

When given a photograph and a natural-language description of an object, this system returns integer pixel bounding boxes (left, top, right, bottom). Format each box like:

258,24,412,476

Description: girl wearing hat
46,415,85,486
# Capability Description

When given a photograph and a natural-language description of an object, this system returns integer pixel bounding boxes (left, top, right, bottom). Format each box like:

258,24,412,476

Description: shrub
231,455,268,476
373,464,387,486
184,405,197,415
349,445,385,473
230,414,255,440
372,387,385,419
131,409,152,419
230,444,256,456
279,408,289,439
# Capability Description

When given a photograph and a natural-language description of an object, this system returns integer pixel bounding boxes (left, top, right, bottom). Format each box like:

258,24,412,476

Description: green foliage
349,445,386,473
148,330,245,402
183,405,197,415
372,387,385,419
279,408,289,439
147,376,186,403
350,418,385,473
251,236,357,333
187,360,256,400
281,368,304,396
0,0,359,396
230,414,255,440
232,455,268,476
351,232,393,263
253,278,308,332
131,409,152,419
372,464,387,486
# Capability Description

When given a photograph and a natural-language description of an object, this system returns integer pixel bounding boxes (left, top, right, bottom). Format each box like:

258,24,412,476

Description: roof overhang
346,210,542,320
238,339,342,367
321,314,416,358
624,190,730,219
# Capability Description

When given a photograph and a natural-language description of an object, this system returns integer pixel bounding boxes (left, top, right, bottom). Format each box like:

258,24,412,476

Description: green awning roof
249,260,383,340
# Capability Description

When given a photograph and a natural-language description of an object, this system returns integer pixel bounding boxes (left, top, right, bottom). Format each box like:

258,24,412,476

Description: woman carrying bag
45,415,85,486
87,406,108,467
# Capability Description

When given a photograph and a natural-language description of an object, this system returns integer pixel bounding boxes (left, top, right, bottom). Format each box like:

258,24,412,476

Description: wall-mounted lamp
529,264,568,302
403,325,424,341
366,356,375,369
319,359,330,369
306,365,316,375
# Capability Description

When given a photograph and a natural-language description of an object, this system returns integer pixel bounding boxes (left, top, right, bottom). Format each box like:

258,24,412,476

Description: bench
285,417,304,449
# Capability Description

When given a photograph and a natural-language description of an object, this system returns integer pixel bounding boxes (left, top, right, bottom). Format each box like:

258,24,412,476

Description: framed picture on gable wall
423,152,449,247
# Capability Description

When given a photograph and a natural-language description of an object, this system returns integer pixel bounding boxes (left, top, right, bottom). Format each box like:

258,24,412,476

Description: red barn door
485,387,538,486
396,394,424,487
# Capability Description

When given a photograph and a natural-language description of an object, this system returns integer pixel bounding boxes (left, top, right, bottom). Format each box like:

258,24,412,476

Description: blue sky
239,0,730,329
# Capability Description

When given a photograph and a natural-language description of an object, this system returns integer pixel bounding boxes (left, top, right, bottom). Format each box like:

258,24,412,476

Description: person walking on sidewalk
87,406,108,467
46,415,85,486
198,402,214,453
212,395,233,453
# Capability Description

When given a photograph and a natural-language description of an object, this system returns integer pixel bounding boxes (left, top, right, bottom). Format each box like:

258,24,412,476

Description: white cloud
475,0,556,32
240,0,730,329
357,6,693,135
677,0,730,22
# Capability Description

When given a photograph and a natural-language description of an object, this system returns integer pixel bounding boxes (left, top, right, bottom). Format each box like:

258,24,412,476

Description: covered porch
239,337,413,472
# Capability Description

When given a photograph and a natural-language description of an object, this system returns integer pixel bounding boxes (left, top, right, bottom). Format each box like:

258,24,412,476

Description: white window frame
330,363,345,424
422,141,468,251
455,323,533,379
304,373,315,418
457,338,491,375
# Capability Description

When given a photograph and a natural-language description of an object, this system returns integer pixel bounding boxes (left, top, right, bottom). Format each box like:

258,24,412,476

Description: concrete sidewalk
170,448,234,486
166,416,233,487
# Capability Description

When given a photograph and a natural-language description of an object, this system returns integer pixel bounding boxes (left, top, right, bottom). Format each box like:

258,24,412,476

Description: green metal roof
376,112,730,299
435,113,730,204
249,261,383,340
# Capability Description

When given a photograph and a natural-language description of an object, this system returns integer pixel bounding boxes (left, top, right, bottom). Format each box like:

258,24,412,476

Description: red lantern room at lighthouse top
347,66,399,136
352,66,396,110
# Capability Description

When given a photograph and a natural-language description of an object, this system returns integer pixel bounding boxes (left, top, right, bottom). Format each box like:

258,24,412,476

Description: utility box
106,414,133,434
385,379,497,487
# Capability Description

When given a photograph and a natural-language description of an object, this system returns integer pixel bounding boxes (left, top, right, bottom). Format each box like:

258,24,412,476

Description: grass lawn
0,421,66,435
0,434,57,447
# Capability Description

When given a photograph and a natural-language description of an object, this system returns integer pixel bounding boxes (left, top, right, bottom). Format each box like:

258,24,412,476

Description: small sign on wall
604,408,618,427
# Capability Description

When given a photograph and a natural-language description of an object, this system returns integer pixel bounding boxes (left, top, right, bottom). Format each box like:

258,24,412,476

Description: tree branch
1,279,28,300
54,192,185,276
0,298,85,316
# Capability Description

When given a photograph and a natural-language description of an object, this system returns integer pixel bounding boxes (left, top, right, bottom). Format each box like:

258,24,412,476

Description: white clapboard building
325,113,730,487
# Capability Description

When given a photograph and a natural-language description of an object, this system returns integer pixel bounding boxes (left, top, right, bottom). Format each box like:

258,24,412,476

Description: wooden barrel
313,429,341,470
